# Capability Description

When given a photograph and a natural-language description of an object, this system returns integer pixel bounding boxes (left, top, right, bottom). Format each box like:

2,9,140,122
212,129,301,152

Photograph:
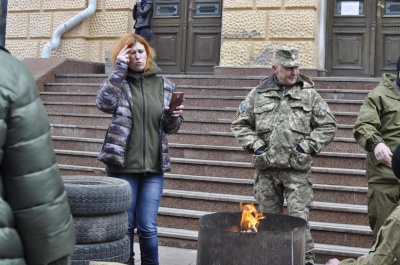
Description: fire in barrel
197,203,307,265
230,202,266,233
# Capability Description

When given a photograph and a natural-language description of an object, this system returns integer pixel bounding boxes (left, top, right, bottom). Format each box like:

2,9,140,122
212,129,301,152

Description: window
335,0,365,16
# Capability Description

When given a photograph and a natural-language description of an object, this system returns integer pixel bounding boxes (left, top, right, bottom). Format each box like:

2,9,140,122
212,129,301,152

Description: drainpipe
41,0,97,58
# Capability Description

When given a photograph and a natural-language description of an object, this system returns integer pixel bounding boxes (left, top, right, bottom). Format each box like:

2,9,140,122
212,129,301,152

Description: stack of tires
62,175,132,265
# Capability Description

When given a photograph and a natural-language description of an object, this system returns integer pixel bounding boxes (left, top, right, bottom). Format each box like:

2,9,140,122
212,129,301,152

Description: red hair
110,34,156,72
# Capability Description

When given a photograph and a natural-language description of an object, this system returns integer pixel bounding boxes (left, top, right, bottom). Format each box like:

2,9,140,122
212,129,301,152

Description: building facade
4,0,400,77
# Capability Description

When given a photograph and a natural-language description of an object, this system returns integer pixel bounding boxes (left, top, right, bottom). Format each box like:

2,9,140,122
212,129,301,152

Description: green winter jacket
353,73,400,183
231,74,337,171
339,206,400,265
0,49,75,264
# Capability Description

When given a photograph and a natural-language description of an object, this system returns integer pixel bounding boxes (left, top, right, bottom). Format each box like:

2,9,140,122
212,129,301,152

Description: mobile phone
169,92,184,113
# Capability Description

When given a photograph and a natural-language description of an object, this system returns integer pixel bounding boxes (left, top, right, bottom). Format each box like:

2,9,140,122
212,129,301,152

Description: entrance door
151,0,222,74
326,0,400,77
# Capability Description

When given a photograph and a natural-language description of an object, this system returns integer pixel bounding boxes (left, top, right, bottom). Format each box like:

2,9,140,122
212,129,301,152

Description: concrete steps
41,90,365,112
53,140,365,173
47,114,354,138
52,74,379,89
40,72,380,264
53,138,366,171
49,122,365,153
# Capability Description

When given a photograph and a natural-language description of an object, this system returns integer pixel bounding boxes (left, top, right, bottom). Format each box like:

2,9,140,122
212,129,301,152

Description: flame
230,202,266,232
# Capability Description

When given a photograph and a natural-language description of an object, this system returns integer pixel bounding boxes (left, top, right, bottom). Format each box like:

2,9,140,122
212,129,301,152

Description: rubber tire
71,235,130,265
74,212,128,244
62,175,132,216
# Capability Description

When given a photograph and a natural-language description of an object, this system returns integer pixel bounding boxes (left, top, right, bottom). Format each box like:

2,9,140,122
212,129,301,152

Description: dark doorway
0,0,7,47
151,0,222,74
326,0,400,77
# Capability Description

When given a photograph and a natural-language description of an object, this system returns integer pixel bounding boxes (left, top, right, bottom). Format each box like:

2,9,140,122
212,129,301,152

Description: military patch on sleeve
233,102,245,121
239,102,245,113
323,104,331,113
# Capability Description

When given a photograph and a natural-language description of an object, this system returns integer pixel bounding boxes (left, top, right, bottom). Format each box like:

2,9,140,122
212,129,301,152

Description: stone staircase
40,70,381,264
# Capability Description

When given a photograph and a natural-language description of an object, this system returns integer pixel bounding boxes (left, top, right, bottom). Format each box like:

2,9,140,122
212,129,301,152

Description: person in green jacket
353,56,400,242
0,46,75,264
326,144,400,265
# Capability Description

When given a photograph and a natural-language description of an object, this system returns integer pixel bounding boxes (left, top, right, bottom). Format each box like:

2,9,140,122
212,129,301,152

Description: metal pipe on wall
41,0,97,58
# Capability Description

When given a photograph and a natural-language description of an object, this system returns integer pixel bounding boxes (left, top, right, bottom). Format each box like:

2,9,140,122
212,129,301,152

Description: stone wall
5,0,320,68
221,0,318,68
5,0,133,62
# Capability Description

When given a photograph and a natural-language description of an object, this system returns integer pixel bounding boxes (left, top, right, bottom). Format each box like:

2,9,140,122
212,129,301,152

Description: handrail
41,0,97,58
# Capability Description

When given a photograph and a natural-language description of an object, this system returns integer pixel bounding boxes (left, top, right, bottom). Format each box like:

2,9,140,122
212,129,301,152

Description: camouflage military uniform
353,73,400,241
339,206,400,265
231,71,337,264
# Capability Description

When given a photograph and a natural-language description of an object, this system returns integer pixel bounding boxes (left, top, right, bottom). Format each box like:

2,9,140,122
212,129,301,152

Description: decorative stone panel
101,40,118,63
285,0,317,8
39,39,50,57
89,12,133,38
269,10,316,39
256,0,282,8
253,41,316,68
222,11,266,39
8,0,40,11
223,0,253,9
289,41,316,68
220,41,252,66
6,40,39,60
53,12,88,38
105,0,132,9
42,0,87,10
253,41,282,66
6,13,28,38
87,40,101,62
48,39,89,61
30,13,51,38
95,0,103,10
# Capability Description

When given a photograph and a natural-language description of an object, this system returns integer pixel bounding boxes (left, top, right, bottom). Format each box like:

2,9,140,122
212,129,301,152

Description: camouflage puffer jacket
96,60,182,172
231,74,337,171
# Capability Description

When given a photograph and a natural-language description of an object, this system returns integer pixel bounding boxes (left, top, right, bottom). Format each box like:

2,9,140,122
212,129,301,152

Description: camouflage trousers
254,168,314,264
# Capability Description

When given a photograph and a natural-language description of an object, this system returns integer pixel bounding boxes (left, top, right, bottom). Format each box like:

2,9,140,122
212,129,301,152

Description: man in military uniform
353,55,400,242
231,46,337,265
326,144,400,265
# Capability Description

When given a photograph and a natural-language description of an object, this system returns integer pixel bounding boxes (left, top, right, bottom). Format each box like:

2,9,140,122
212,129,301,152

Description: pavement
133,244,197,265
132,245,325,265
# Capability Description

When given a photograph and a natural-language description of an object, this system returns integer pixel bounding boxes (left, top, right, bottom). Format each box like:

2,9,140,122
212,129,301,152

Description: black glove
255,146,267,155
295,145,305,153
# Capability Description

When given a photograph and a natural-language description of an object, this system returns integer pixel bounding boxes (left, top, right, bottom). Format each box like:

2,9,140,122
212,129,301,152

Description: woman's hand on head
117,45,131,64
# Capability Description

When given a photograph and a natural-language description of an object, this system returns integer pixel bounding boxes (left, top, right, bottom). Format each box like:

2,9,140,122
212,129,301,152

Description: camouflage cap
275,46,301,67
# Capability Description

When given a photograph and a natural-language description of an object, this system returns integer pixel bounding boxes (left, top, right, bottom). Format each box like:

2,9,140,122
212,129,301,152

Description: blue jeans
108,172,164,265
